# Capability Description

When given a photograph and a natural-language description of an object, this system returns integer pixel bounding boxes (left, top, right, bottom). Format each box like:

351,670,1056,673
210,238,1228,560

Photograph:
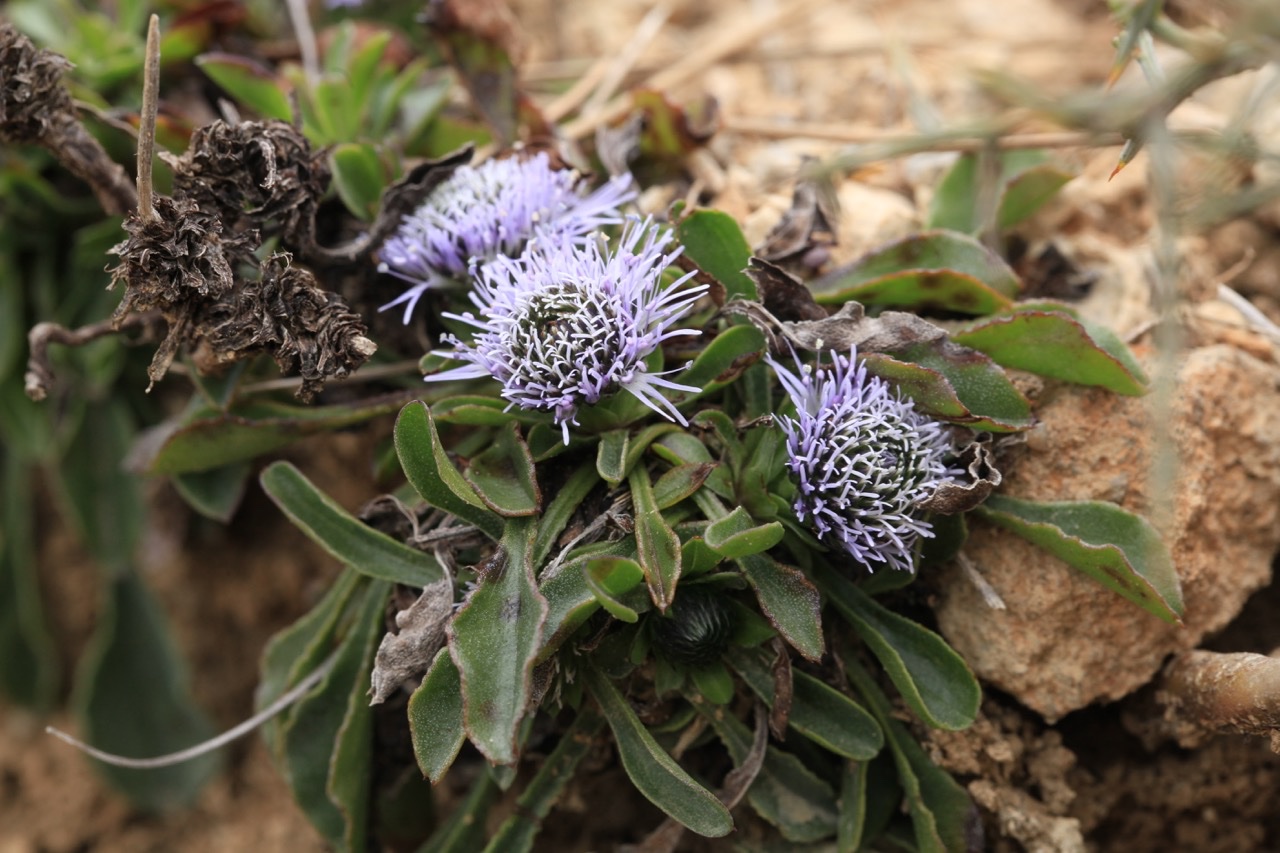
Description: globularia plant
7,4,1200,852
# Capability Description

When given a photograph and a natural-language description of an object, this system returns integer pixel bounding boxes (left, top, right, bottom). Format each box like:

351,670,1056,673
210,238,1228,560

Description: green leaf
537,541,642,660
170,462,251,523
704,507,785,559
584,665,733,837
533,461,600,568
819,568,980,730
0,459,57,709
431,395,526,426
630,467,683,611
675,209,757,300
136,394,406,475
280,578,389,847
409,648,466,783
597,429,629,487
811,231,1021,310
847,658,977,853
839,759,871,852
690,662,735,704
652,462,715,510
929,151,1070,233
330,142,391,221
418,768,501,853
72,573,218,811
703,706,839,842
195,53,293,121
433,15,520,145
584,557,645,623
58,399,143,571
449,517,547,764
484,708,606,852
998,164,1073,230
327,587,389,851
668,324,766,408
395,401,504,539
260,461,446,587
257,570,362,751
727,647,882,760
861,347,1033,432
953,309,1147,395
463,421,541,517
736,553,824,661
974,495,1183,623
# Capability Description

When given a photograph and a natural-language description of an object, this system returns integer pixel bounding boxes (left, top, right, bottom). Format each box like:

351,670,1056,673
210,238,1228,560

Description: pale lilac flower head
427,218,708,443
769,349,951,572
377,153,634,322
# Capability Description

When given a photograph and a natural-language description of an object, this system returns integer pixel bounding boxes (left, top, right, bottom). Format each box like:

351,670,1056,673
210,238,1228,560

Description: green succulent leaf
997,164,1074,230
71,573,219,811
260,462,446,587
409,648,466,783
449,517,547,764
727,647,882,760
584,665,733,837
674,208,757,300
819,568,980,730
395,401,504,540
736,553,824,661
195,53,293,121
464,421,541,517
953,306,1148,395
974,494,1183,623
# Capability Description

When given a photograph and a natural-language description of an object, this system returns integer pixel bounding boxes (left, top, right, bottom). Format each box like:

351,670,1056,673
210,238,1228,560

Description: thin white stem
45,654,337,769
136,14,161,222
284,0,321,88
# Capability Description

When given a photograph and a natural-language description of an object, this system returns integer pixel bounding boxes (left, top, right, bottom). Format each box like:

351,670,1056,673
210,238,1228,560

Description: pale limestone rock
935,343,1280,720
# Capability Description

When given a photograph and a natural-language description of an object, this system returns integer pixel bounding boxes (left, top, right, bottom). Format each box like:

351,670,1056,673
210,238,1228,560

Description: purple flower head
427,218,708,443
377,152,634,322
769,349,951,572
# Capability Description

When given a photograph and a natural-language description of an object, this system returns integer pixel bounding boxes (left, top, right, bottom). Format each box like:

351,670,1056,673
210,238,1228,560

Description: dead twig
136,15,160,222
25,312,163,401
1157,649,1280,751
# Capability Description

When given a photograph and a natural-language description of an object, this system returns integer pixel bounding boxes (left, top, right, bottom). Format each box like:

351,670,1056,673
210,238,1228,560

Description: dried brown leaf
918,438,1003,514
369,579,453,705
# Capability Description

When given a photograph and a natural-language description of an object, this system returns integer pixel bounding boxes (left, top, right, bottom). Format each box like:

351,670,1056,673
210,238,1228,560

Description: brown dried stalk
1157,649,1280,751
0,23,137,215
24,312,163,401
